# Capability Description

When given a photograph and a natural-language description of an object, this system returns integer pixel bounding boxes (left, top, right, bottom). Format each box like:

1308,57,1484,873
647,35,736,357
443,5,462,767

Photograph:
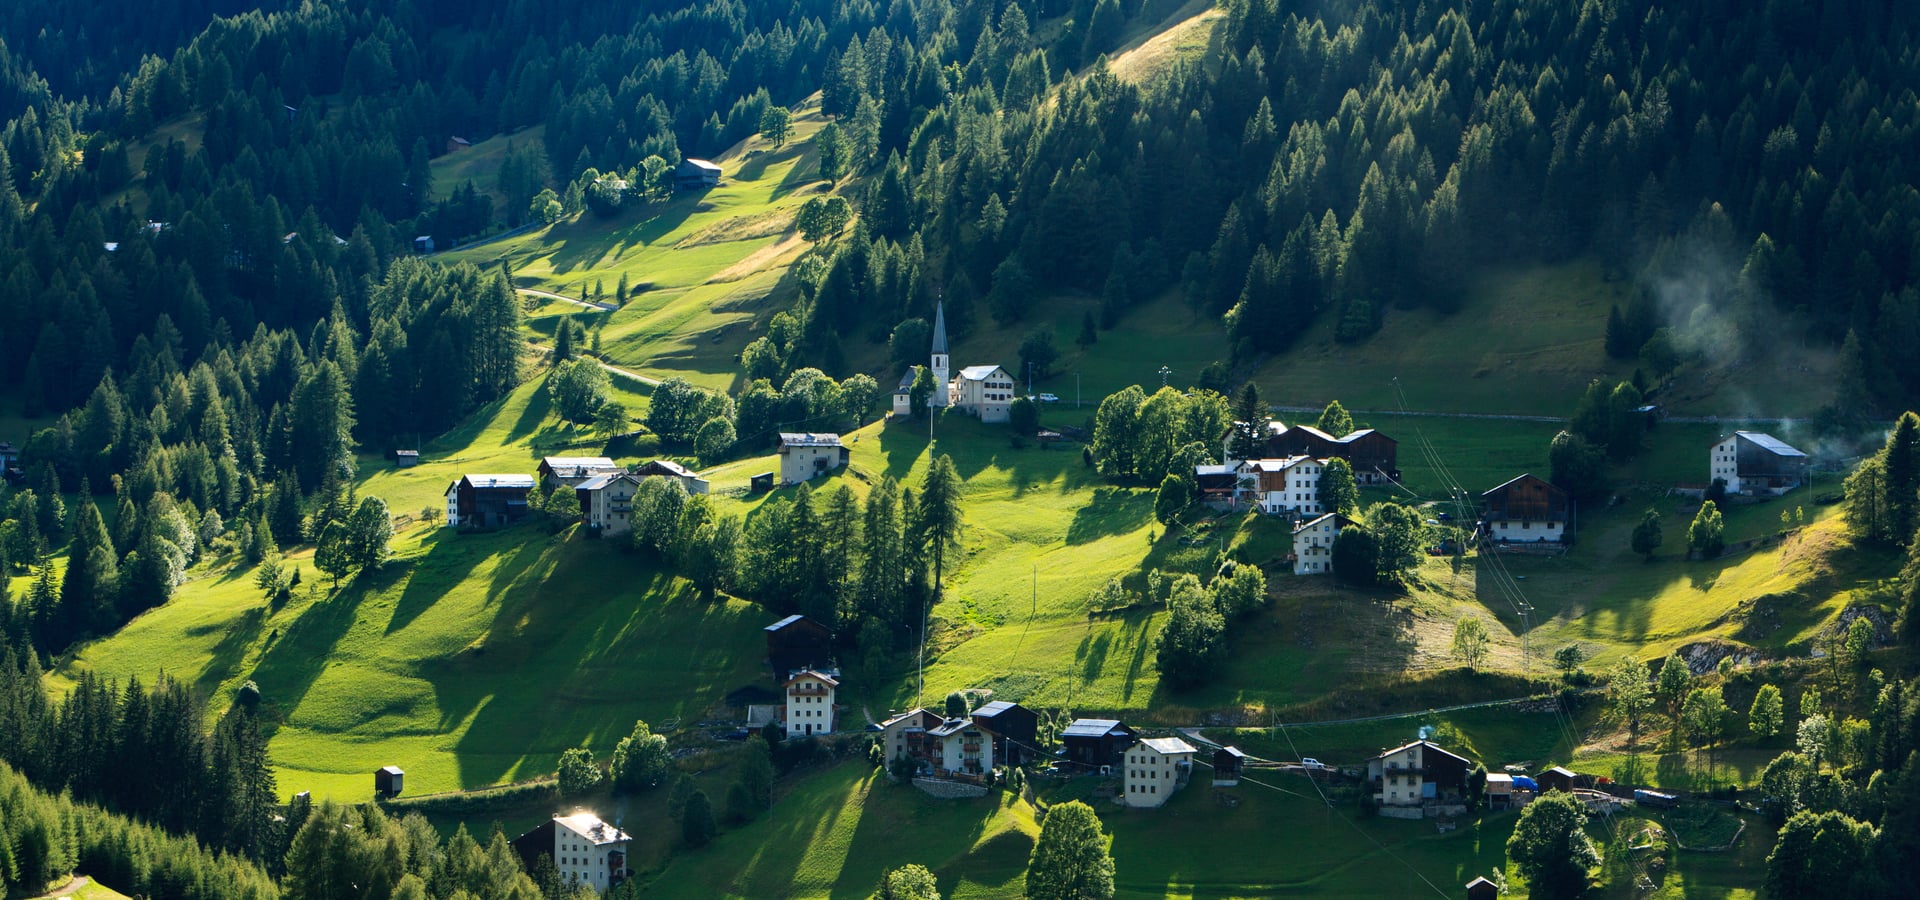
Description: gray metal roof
957,365,1006,381
542,456,617,470
1061,718,1128,738
1139,737,1197,755
779,432,844,447
1735,431,1807,457
460,474,536,489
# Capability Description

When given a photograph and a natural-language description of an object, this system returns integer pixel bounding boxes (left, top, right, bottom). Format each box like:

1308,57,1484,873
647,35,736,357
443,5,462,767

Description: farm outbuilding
675,158,722,190
765,614,834,679
375,765,404,797
970,701,1039,767
1213,746,1248,786
1060,719,1137,770
1538,766,1579,794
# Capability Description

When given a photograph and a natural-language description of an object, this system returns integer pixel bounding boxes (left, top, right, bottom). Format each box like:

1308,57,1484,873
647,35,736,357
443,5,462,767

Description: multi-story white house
929,716,994,776
576,472,643,535
1367,740,1472,817
778,433,849,485
1709,431,1810,495
783,669,839,738
1120,737,1196,808
1292,513,1352,574
1241,456,1327,517
949,365,1016,423
510,813,631,890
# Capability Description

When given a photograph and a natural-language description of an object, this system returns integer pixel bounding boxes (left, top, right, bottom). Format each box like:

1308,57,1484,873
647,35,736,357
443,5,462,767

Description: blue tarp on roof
1513,776,1539,791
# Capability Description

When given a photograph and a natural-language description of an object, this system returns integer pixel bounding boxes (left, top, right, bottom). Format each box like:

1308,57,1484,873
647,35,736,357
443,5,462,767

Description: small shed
1538,766,1578,794
1465,876,1499,900
375,765,405,797
395,450,420,468
412,235,435,254
1485,772,1515,808
749,472,776,494
446,136,472,154
1213,746,1248,786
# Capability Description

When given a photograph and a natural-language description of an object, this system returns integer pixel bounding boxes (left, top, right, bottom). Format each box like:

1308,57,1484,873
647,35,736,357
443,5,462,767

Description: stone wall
913,777,989,800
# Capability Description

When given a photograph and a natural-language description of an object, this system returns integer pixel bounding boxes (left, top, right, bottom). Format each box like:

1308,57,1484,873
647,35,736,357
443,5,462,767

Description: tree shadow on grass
544,199,700,278
195,604,267,695
247,580,377,728
835,771,1005,899
386,529,496,635
504,383,554,445
1065,488,1152,545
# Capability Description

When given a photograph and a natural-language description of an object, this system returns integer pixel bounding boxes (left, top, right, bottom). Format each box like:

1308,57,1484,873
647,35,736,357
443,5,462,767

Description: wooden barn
1213,746,1249,786
444,474,535,528
675,158,722,190
375,765,404,797
765,614,834,679
970,701,1039,767
1480,473,1574,544
1060,719,1137,770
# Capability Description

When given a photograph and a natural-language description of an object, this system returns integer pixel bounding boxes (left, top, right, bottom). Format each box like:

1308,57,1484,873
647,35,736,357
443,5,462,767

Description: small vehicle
1300,758,1331,772
1037,393,1060,402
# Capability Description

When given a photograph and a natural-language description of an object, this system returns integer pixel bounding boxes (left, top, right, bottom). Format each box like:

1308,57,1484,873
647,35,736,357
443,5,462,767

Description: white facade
444,482,460,526
948,365,1015,423
1120,737,1195,808
1488,518,1563,542
783,670,838,738
578,473,642,535
778,433,848,485
550,814,630,890
1243,456,1326,517
1292,513,1348,574
892,368,917,417
931,718,994,776
879,708,941,765
1709,435,1741,494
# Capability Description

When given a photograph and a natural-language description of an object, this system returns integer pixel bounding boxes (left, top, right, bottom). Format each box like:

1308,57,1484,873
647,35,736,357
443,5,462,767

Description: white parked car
1300,758,1331,772
1037,393,1059,402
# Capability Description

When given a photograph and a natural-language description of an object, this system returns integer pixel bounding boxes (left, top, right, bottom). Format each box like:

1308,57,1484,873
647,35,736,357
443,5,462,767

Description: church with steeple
890,301,1015,423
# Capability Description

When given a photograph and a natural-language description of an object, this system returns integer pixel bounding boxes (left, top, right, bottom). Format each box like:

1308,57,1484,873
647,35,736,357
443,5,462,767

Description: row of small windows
1127,783,1159,793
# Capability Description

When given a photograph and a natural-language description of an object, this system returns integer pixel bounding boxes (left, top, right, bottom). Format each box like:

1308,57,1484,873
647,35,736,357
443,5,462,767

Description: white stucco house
892,367,918,417
949,364,1016,423
928,716,995,776
1120,737,1196,808
1292,512,1352,574
510,813,630,890
778,433,849,485
783,669,839,738
576,471,643,535
1241,456,1327,517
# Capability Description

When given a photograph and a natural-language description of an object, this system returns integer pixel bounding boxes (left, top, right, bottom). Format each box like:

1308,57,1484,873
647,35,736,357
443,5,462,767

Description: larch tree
1026,800,1115,900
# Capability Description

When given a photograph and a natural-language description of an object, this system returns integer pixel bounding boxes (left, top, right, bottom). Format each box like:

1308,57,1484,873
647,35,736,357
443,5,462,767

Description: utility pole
1075,372,1082,408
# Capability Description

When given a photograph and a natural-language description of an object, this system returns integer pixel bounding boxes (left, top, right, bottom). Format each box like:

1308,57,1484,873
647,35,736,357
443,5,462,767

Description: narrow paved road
518,287,617,311
536,343,661,386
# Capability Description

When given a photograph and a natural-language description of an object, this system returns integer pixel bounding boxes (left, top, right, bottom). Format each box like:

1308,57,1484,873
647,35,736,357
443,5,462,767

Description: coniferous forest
3,0,1920,895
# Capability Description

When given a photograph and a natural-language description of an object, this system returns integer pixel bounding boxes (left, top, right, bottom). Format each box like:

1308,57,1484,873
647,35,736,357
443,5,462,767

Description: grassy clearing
441,104,837,393
428,126,546,210
56,522,769,800
1109,2,1225,84
641,762,1037,899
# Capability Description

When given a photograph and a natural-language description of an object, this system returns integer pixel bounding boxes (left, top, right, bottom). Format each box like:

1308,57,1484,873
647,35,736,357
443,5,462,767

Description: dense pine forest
2,0,1920,895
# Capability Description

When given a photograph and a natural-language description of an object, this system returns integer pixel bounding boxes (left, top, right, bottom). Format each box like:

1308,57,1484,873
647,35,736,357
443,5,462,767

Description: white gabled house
928,716,994,776
1120,737,1196,808
509,813,630,890
777,433,849,485
1292,513,1352,574
892,367,918,417
949,365,1016,423
782,669,839,738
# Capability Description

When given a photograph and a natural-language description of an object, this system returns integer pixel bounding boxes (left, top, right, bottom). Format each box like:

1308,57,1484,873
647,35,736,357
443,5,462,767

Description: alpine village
5,2,1920,899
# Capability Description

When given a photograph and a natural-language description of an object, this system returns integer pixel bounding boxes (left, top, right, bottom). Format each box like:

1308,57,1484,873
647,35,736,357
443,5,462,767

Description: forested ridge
0,0,1917,894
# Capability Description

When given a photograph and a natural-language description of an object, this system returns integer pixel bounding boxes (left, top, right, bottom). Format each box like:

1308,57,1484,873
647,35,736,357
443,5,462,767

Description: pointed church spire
929,300,950,408
931,301,949,355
